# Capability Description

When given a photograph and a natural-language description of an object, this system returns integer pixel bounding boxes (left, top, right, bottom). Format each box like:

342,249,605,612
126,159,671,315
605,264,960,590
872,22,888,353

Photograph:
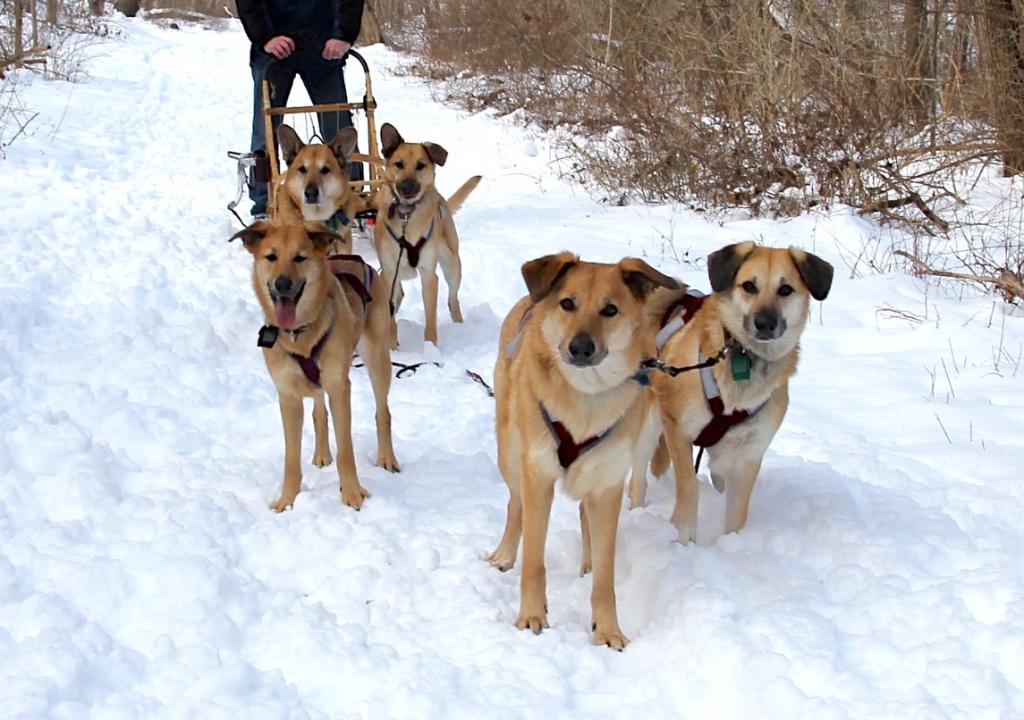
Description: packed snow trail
1,19,1022,719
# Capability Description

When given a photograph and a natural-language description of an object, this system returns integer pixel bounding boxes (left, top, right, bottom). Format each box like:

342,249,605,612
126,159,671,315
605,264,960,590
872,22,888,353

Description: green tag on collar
731,349,752,380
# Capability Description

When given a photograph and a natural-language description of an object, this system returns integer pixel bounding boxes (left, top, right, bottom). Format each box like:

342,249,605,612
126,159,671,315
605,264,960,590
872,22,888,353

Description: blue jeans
248,49,361,215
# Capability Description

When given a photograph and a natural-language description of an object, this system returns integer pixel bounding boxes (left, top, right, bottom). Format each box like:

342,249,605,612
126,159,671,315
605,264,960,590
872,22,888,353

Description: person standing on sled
236,0,365,219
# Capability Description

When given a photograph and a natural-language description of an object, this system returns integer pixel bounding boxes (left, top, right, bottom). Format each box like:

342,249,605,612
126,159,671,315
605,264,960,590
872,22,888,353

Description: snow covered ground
1,17,1023,719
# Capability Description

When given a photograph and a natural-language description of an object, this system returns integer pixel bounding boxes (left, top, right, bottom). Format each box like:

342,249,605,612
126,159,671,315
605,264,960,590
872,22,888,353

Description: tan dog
489,252,678,649
230,221,400,512
276,124,365,254
374,122,481,347
628,242,833,542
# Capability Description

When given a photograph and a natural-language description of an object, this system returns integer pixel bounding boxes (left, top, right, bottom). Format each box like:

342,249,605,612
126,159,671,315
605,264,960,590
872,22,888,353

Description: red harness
657,291,764,448
385,201,436,268
285,254,377,388
540,404,616,469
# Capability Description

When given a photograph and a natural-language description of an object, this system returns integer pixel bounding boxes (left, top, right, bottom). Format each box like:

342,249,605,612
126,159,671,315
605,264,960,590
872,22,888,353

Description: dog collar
388,199,418,222
326,208,352,232
256,321,314,348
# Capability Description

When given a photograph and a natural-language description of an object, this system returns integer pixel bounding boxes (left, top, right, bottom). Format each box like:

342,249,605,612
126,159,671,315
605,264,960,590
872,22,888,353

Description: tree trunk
941,3,973,113
14,0,24,62
358,0,384,46
47,0,59,25
980,0,1024,175
905,0,934,123
91,0,105,16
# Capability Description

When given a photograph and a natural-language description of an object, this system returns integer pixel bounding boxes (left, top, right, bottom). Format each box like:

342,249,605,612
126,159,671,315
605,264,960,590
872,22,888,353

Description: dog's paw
592,623,629,651
449,303,463,324
424,328,438,346
515,612,549,635
486,547,517,572
673,525,697,545
627,491,647,511
579,557,592,576
270,493,298,513
376,451,400,473
671,511,697,544
341,483,370,511
311,448,333,467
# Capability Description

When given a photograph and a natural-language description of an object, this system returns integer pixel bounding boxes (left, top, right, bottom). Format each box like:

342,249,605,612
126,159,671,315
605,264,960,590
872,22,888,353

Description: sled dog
374,122,481,347
276,124,365,254
628,242,833,542
489,252,678,649
230,221,400,512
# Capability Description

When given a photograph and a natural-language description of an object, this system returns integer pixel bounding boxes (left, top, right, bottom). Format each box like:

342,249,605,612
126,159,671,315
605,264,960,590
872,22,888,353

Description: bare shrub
2,1,116,80
375,3,1014,218
368,1,1024,298
138,0,231,19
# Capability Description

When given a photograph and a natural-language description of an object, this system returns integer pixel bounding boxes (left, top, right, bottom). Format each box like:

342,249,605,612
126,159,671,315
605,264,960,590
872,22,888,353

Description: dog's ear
708,241,756,293
302,222,342,253
278,124,304,166
618,258,681,300
229,221,271,253
329,126,359,162
789,247,834,301
421,142,448,167
381,123,404,158
522,251,579,303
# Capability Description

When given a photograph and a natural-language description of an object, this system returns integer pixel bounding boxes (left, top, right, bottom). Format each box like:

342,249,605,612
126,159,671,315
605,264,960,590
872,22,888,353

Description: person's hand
323,39,351,60
264,35,295,59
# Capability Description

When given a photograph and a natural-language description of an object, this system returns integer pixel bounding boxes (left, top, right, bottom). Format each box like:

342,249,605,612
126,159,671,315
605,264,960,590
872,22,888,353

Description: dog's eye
416,161,425,171
294,255,306,263
560,298,576,312
600,304,618,317
395,161,405,170
265,253,278,262
778,284,794,297
741,280,758,294
320,166,330,175
298,166,307,175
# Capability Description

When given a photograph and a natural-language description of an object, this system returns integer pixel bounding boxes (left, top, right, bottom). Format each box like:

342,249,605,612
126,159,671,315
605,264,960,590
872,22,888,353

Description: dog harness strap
385,220,433,268
540,404,615,469
692,352,768,447
388,201,416,222
327,253,376,310
656,289,706,351
694,395,751,447
289,329,331,387
505,305,535,357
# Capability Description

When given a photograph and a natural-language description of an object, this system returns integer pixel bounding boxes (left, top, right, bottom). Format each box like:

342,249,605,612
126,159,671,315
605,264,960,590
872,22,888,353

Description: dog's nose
274,276,294,295
397,179,419,197
568,333,597,365
753,309,780,338
304,184,319,203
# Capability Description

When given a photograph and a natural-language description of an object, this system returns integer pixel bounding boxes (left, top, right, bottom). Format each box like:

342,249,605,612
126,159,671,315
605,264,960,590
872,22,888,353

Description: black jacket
235,0,364,49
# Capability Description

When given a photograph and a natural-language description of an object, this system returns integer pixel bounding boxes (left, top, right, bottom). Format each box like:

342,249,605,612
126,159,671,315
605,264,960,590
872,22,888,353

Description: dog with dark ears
629,242,833,542
374,122,481,347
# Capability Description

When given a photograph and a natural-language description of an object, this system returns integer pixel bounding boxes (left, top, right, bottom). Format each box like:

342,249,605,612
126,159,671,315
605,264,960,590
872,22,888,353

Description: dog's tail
446,175,482,214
